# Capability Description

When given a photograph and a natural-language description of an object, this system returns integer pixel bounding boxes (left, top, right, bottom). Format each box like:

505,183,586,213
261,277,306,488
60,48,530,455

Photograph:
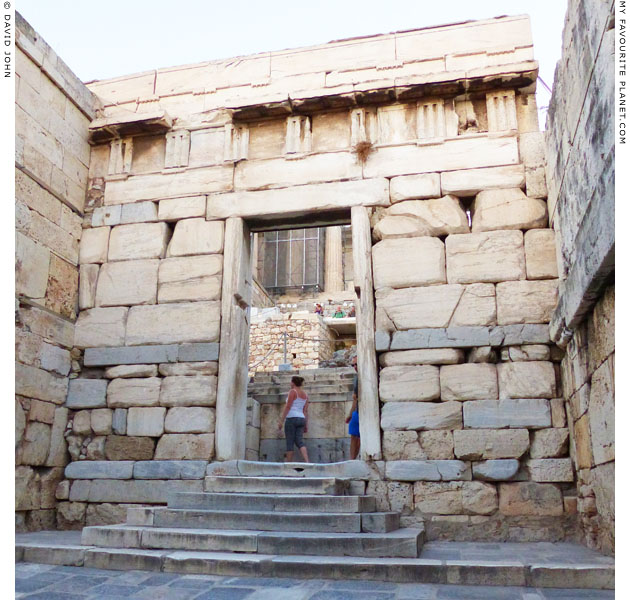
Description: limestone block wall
15,14,98,532
45,14,581,538
371,106,575,539
249,312,336,373
545,0,615,554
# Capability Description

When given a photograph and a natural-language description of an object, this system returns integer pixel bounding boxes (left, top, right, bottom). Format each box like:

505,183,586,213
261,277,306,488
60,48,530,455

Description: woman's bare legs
349,435,360,460
284,450,294,462
299,445,310,462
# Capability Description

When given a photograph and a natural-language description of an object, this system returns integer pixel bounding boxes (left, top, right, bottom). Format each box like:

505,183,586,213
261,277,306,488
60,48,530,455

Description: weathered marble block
166,218,224,257
376,284,495,331
530,428,569,458
74,307,127,348
154,433,215,460
453,429,530,460
158,255,222,303
385,460,471,481
440,363,498,401
374,195,469,239
79,264,99,310
84,345,179,366
108,222,170,261
127,407,166,436
389,173,441,202
82,479,204,503
107,377,161,408
379,365,440,402
524,229,558,279
159,376,217,407
104,364,159,378
120,201,158,224
503,344,551,362
158,196,207,221
65,461,134,480
112,409,127,435
413,481,498,515
165,407,215,433
379,348,465,367
472,459,520,481
445,230,525,284
381,401,462,431
95,259,159,307
471,188,547,232
498,482,564,516
92,205,121,227
497,361,556,398
440,165,525,196
66,379,107,409
372,237,445,290
133,460,208,479
464,399,551,429
159,361,218,376
91,408,113,435
526,458,574,482
79,227,110,264
105,435,155,461
496,280,558,325
126,302,220,345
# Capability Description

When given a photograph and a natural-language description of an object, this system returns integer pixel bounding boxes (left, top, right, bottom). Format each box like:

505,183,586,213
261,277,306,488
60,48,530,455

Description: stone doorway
215,207,381,462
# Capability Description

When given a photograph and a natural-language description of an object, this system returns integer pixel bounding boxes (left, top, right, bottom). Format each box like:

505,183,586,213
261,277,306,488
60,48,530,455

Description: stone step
168,491,376,513
15,533,615,589
80,524,423,558
129,507,399,533
205,459,379,481
204,475,350,495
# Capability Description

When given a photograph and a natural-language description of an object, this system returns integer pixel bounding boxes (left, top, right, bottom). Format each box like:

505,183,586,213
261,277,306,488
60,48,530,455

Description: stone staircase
81,472,423,560
248,367,356,404
15,462,615,589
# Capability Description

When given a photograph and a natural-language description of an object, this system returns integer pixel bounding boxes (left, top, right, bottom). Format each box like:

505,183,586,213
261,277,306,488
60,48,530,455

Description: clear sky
16,0,568,123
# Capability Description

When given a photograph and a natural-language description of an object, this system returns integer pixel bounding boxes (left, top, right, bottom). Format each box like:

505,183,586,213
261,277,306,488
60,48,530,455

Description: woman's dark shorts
285,417,306,451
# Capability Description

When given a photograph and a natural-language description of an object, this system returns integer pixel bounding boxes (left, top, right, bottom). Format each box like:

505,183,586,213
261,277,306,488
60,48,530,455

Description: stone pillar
324,226,344,292
351,206,382,460
216,218,252,461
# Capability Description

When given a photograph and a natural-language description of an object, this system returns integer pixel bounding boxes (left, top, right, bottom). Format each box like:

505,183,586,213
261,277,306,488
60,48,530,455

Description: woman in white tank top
277,375,310,462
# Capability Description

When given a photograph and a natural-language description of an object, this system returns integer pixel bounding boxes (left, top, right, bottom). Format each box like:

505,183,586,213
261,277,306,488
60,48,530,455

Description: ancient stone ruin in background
15,0,614,565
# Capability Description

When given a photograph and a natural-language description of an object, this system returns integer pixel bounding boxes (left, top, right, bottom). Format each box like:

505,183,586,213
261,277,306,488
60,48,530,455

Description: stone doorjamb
215,209,381,461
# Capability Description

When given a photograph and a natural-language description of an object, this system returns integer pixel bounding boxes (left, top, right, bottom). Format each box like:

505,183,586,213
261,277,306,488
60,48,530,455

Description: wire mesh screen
262,227,325,293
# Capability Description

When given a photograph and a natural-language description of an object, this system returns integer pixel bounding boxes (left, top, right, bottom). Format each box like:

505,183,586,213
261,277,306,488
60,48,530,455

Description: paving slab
13,562,616,599
15,533,614,590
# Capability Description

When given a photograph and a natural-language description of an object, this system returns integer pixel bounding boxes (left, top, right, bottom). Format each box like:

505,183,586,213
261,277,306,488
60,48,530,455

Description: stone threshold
15,531,614,589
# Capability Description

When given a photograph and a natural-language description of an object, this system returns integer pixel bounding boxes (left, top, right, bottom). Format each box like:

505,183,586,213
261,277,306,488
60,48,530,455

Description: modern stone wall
15,14,98,531
249,312,336,373
545,0,615,555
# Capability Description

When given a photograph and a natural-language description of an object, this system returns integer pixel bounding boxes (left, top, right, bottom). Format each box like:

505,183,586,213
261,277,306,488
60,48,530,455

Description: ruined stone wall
371,113,575,540
545,0,615,554
46,15,582,539
249,312,336,373
15,14,98,531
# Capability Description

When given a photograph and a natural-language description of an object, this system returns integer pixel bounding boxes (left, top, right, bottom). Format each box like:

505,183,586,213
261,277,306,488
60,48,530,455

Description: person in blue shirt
345,356,360,459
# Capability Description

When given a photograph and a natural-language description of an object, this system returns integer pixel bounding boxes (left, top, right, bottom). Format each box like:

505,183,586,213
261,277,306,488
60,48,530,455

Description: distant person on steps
277,375,310,462
345,356,360,459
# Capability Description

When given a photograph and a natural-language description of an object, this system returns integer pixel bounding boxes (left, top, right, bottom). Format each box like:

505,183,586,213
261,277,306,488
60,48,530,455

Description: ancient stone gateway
15,4,614,581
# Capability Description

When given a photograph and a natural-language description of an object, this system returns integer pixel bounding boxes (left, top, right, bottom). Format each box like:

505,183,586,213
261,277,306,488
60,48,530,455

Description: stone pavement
15,563,614,599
